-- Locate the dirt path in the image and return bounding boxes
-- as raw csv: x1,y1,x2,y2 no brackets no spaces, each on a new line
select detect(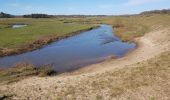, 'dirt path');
0,28,170,100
